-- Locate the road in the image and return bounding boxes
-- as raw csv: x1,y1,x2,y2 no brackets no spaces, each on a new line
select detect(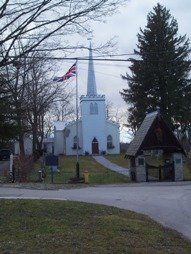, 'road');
0,181,191,241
